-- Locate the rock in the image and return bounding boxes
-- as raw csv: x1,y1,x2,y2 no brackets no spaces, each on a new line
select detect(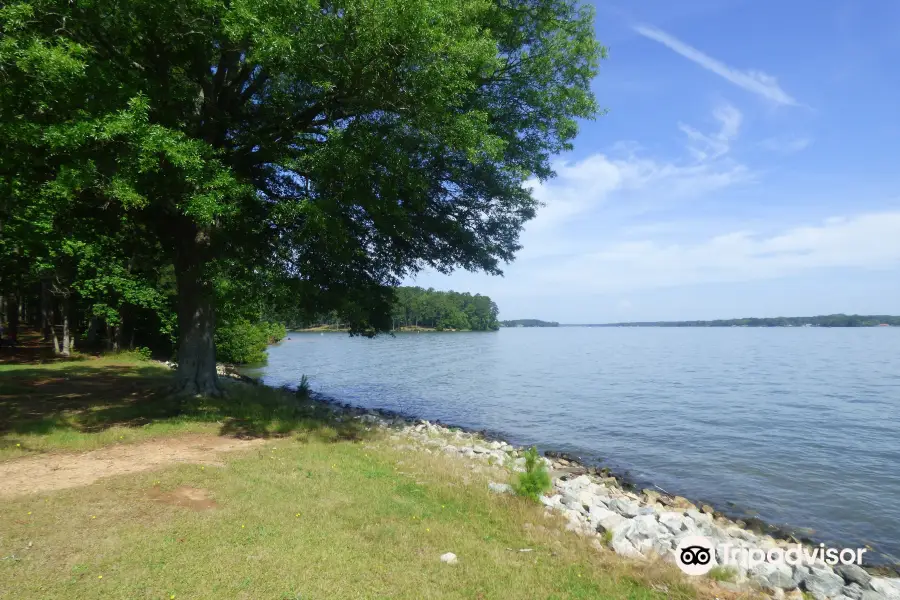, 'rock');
750,561,797,590
671,496,697,510
842,583,864,600
803,566,845,600
835,564,872,588
609,498,641,518
440,552,458,565
593,510,626,534
488,441,503,450
870,579,900,600
472,445,489,454
785,590,805,600
488,482,513,495
658,512,691,534
539,495,560,509
643,489,661,503
700,504,715,514
772,588,786,600
861,592,889,600
611,534,643,558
